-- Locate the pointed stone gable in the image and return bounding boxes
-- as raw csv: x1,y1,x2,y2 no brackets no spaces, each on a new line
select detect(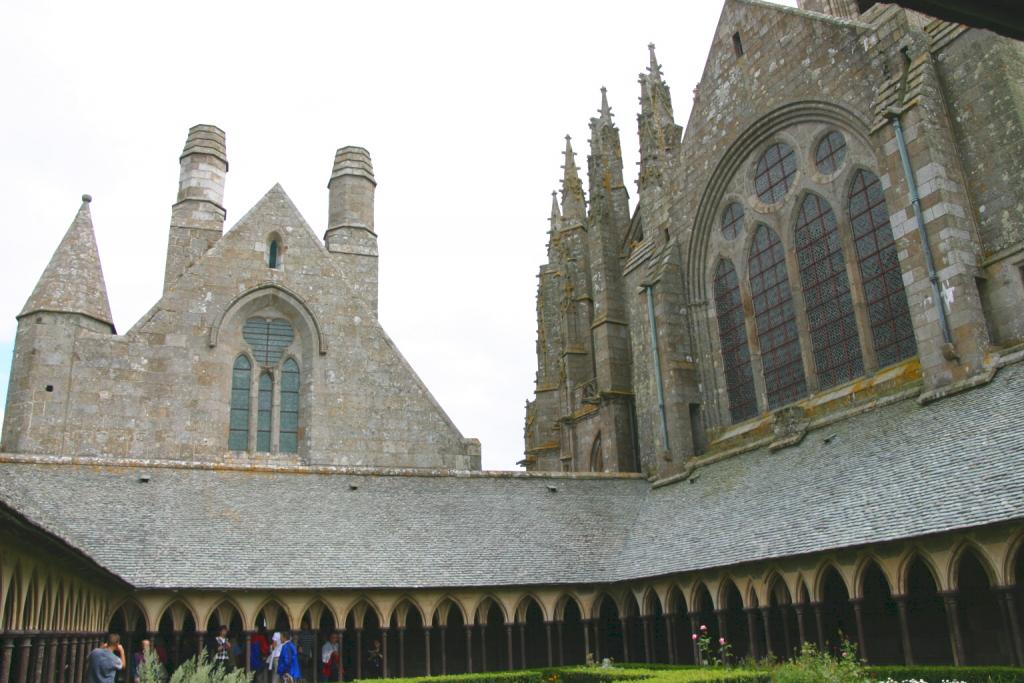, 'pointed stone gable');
21,196,114,328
